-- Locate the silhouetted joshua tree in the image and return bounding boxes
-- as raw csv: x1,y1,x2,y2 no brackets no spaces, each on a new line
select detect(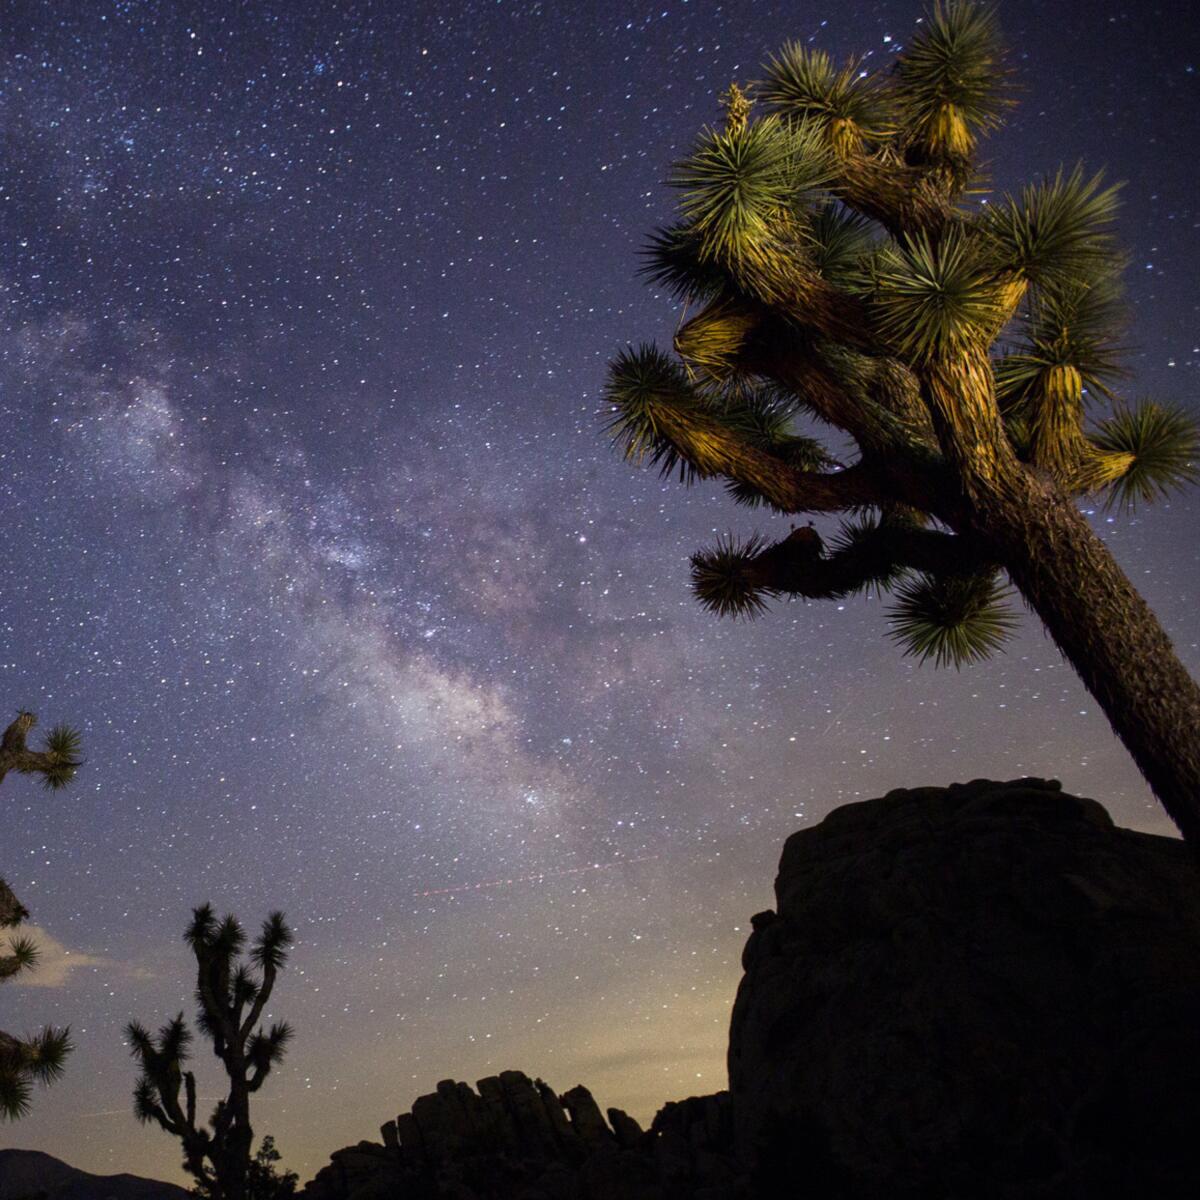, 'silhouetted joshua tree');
128,907,294,1200
0,711,80,1119
0,880,72,1120
602,1,1200,843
